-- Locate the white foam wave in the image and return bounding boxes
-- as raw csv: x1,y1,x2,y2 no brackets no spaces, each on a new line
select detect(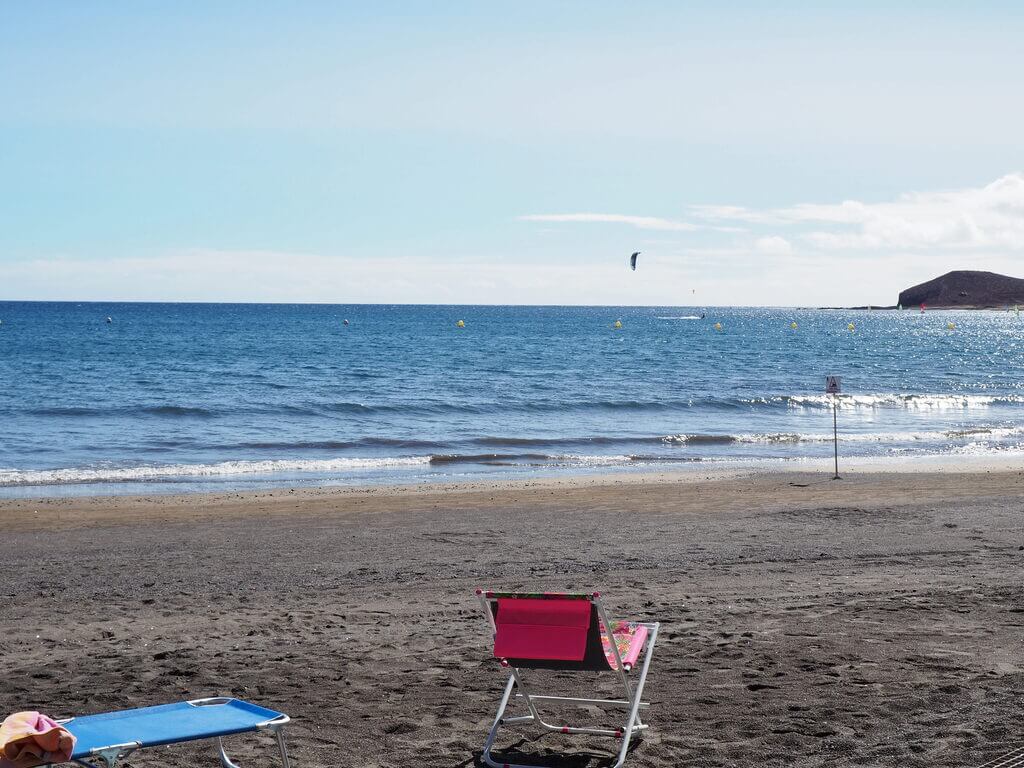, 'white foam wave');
8,423,1024,489
551,454,634,466
774,394,1024,410
951,442,1024,456
664,426,1024,445
0,456,431,487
